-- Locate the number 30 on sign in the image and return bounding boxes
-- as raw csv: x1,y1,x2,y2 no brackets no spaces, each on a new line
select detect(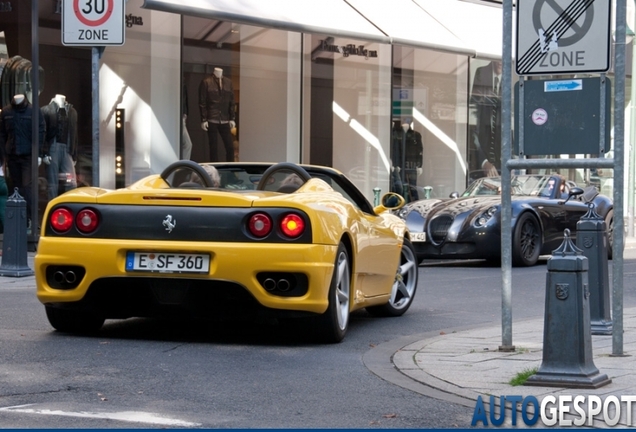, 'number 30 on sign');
62,0,125,46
